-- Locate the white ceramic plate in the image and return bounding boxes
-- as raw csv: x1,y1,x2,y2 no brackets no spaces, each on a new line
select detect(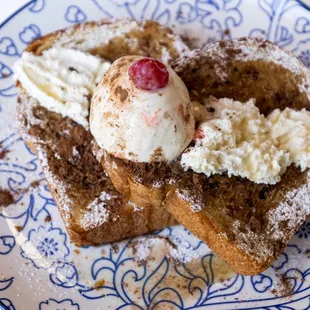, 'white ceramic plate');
0,0,310,309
